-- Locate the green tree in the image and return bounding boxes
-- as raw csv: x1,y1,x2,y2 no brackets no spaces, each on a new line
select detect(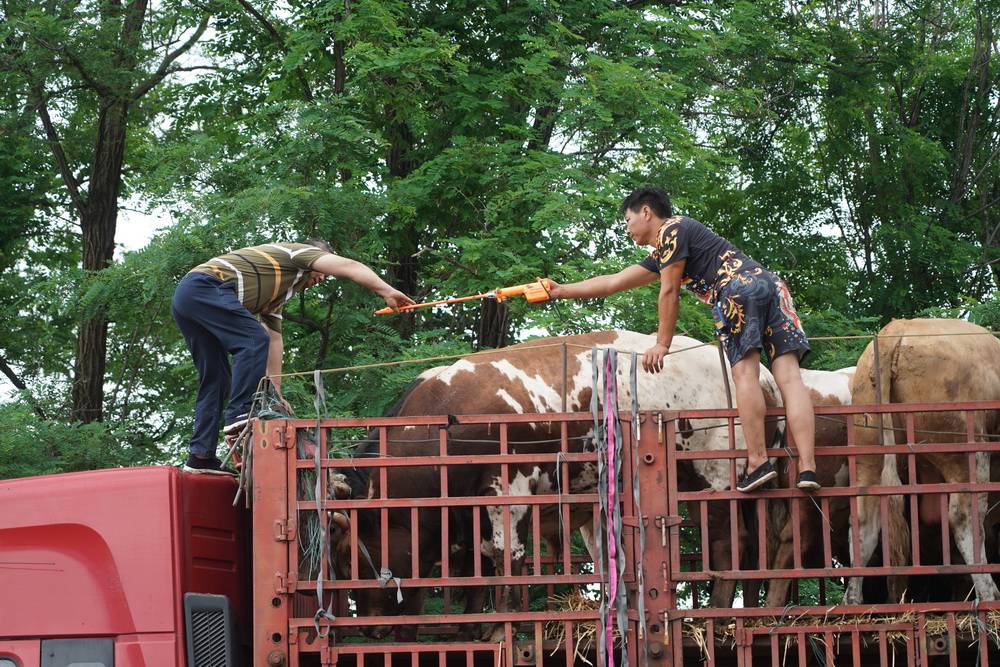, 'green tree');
2,0,211,422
